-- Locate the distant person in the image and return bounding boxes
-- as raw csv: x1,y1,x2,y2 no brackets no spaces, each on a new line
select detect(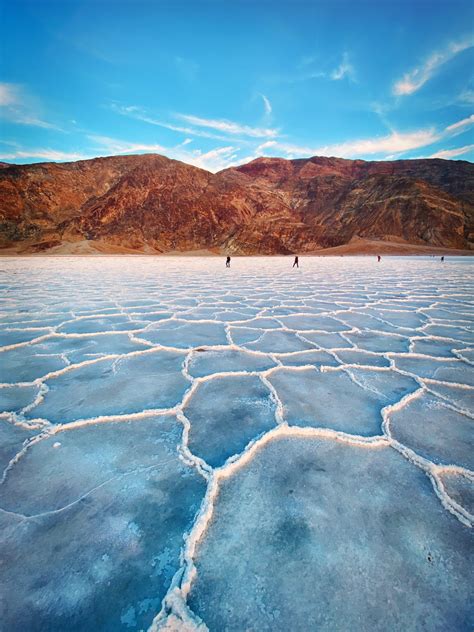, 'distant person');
441,256,444,262
377,255,381,262
226,256,231,268
293,256,299,268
